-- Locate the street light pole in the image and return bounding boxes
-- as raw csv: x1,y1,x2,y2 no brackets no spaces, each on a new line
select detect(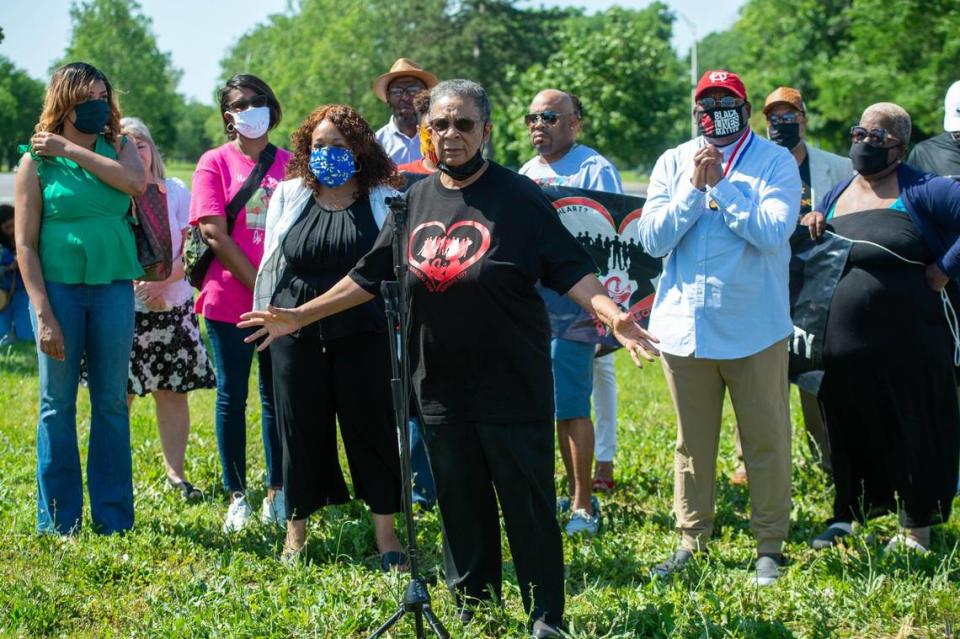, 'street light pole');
677,13,699,139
